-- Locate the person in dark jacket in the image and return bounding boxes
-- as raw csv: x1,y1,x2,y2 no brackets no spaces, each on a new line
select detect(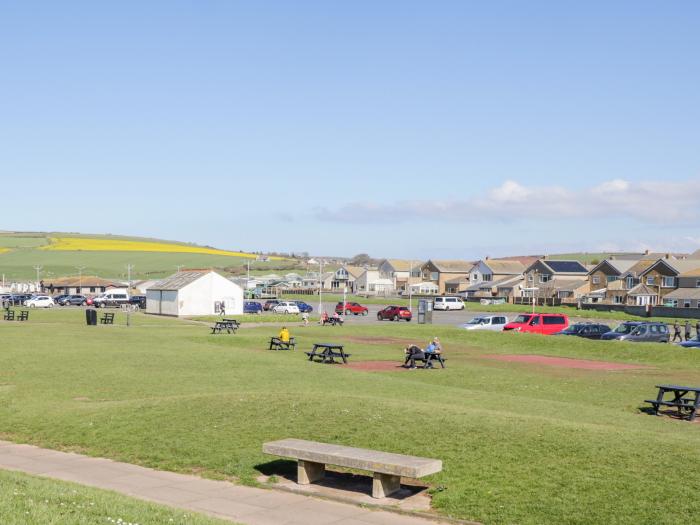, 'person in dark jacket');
404,345,425,369
672,321,682,342
685,320,693,342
